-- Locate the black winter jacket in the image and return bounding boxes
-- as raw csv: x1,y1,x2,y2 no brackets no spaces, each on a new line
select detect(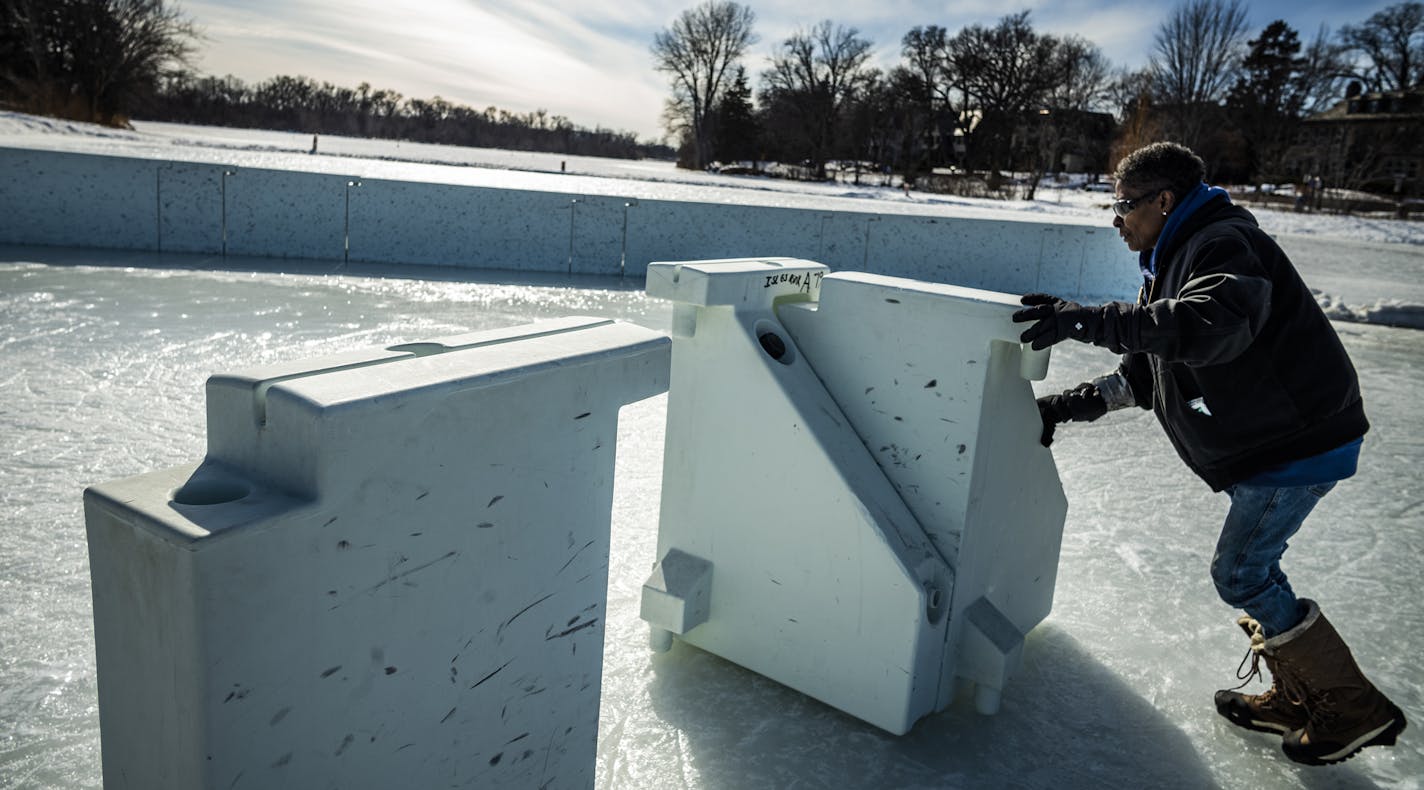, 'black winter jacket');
1097,196,1368,490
